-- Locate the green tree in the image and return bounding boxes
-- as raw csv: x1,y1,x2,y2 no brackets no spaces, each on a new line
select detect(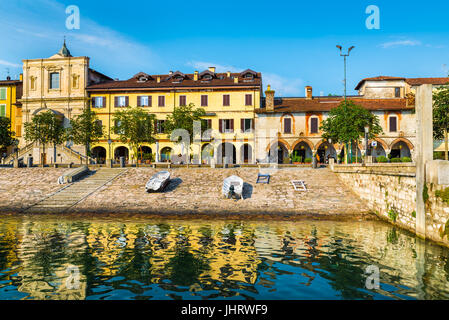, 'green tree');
0,117,14,151
320,100,383,163
66,108,104,160
433,86,449,160
24,111,65,165
164,103,207,142
112,107,156,165
164,103,206,163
